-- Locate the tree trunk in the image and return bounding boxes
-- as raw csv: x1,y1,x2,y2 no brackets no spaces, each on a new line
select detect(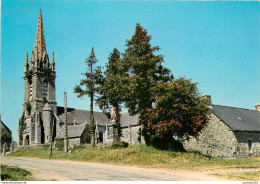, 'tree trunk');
90,93,95,147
